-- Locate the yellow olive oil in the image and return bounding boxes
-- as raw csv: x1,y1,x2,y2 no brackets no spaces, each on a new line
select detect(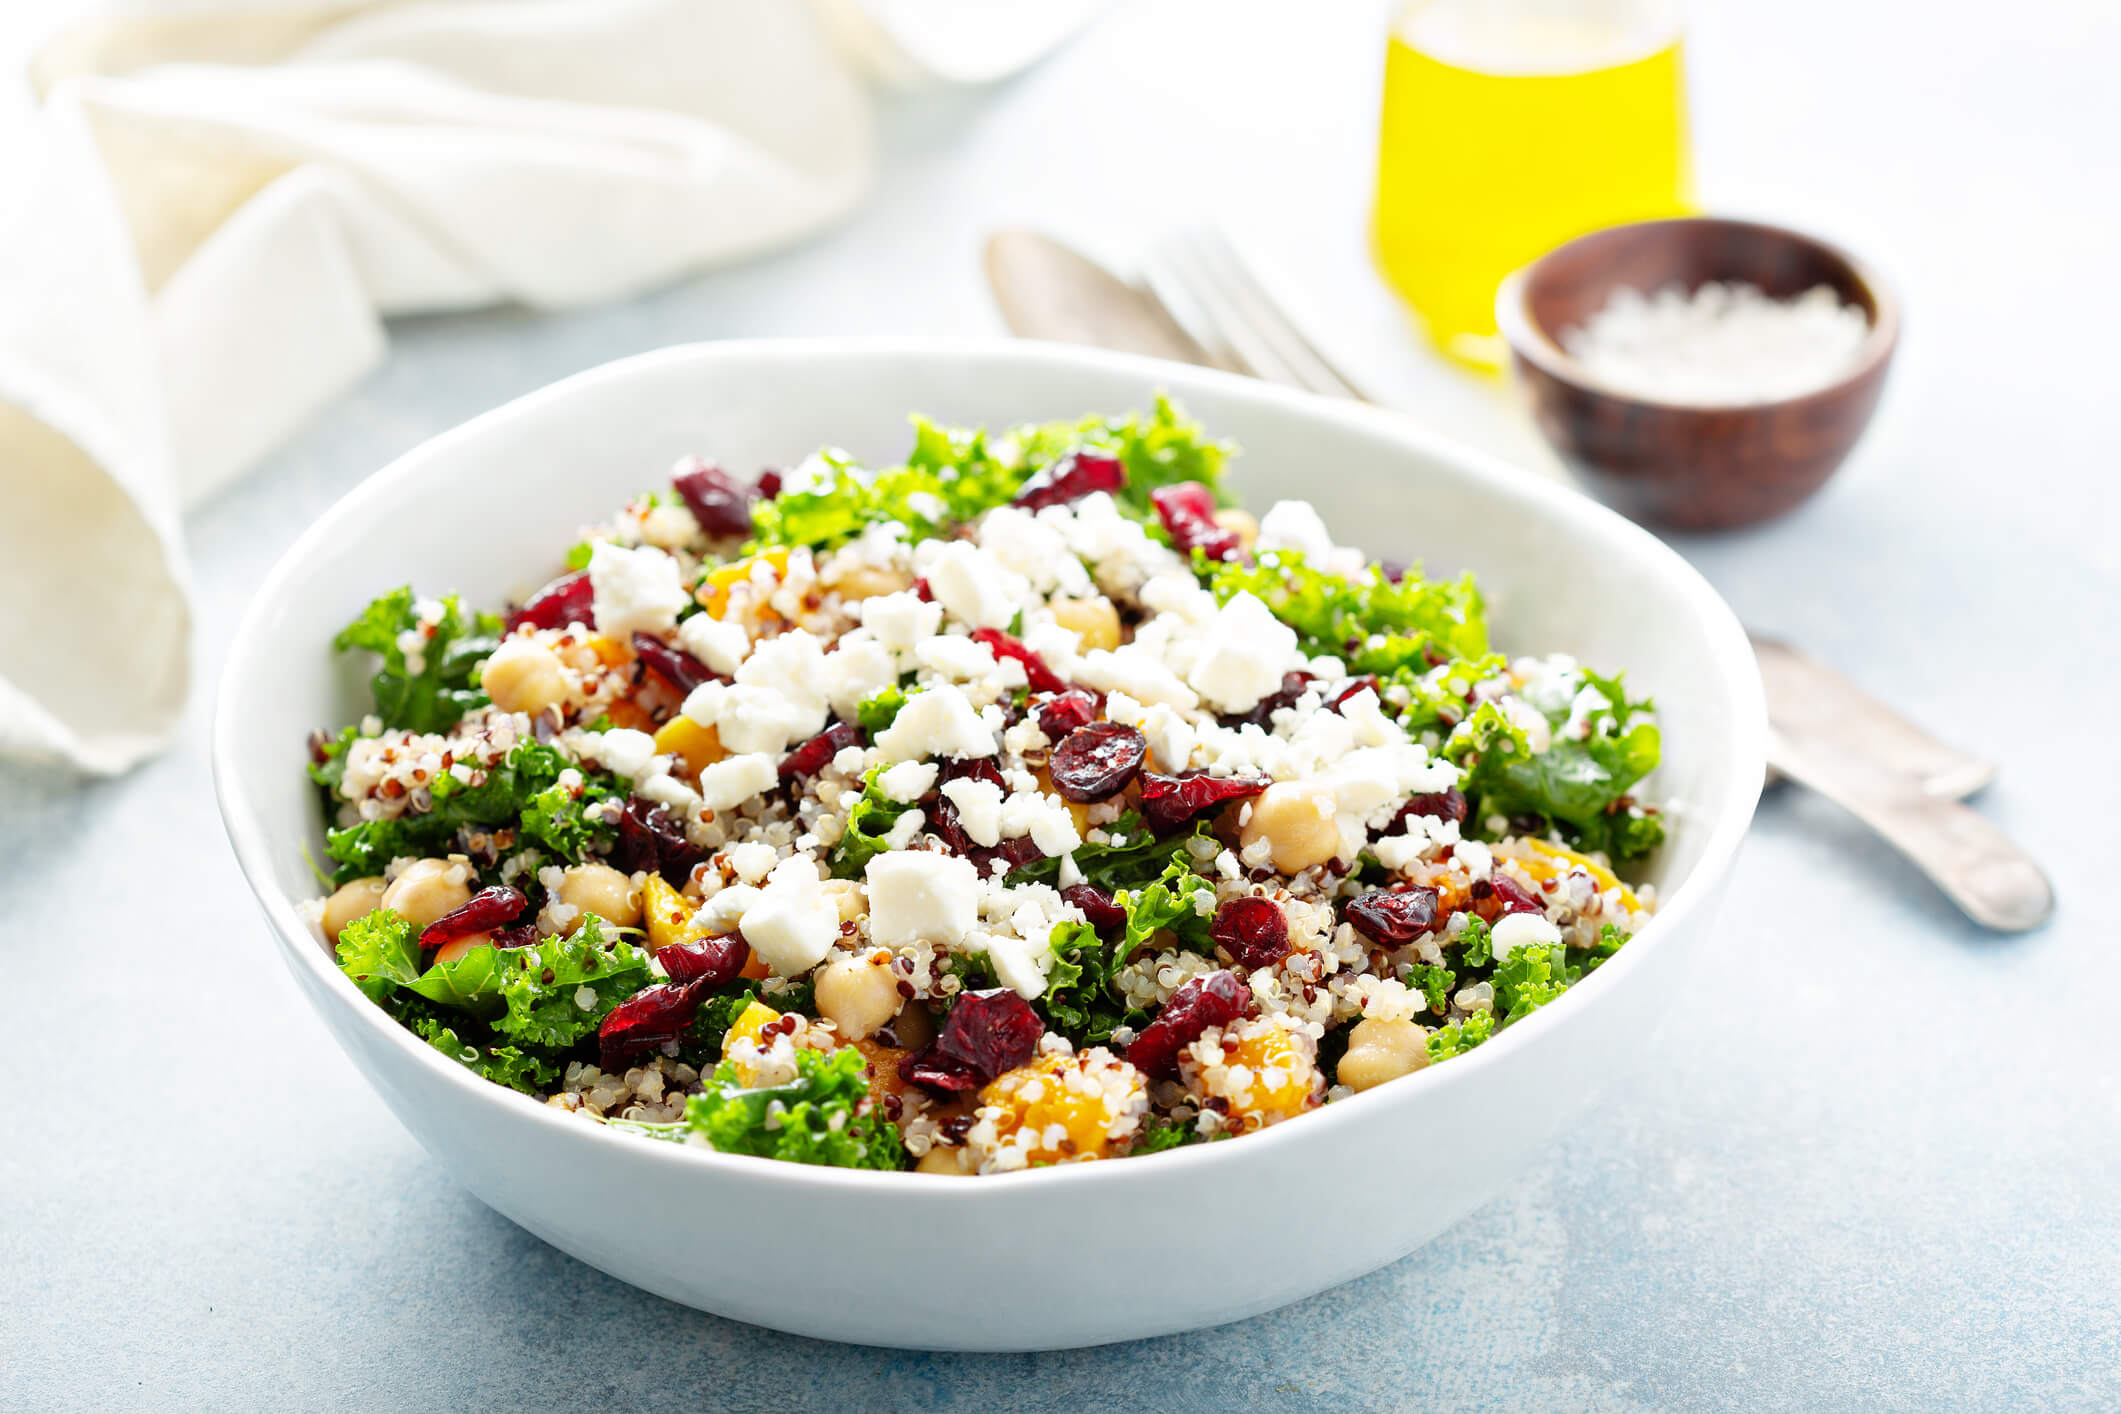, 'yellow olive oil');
1373,1,1693,368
